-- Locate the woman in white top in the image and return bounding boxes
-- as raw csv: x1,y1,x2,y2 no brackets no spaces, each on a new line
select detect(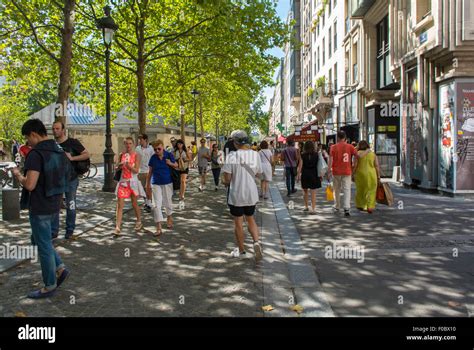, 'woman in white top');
258,140,273,199
222,130,263,261
174,139,191,201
